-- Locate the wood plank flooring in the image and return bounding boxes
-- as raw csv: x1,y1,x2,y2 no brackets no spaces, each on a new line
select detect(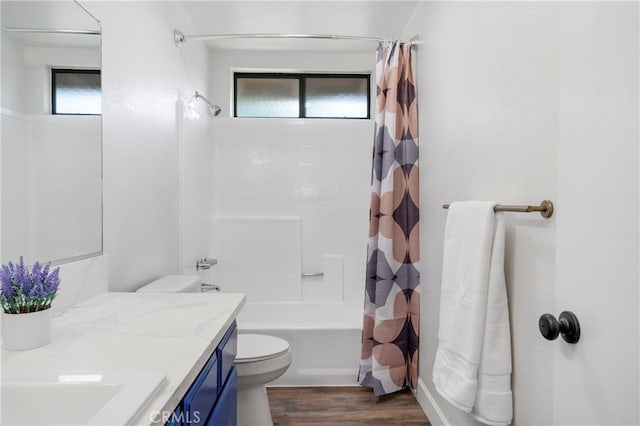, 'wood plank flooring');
267,386,430,425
